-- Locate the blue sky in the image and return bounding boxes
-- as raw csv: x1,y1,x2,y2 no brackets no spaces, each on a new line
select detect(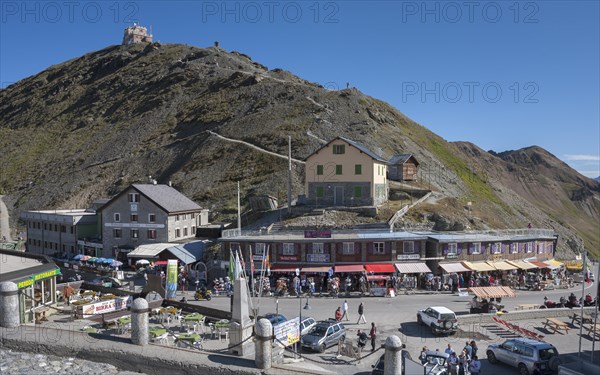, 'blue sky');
1,1,599,177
